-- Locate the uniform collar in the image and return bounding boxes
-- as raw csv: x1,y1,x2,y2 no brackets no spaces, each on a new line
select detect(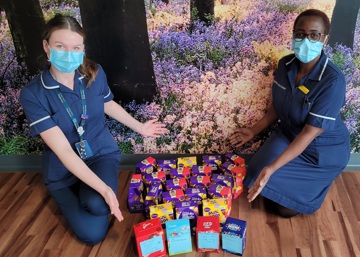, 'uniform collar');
285,51,329,82
40,68,85,91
